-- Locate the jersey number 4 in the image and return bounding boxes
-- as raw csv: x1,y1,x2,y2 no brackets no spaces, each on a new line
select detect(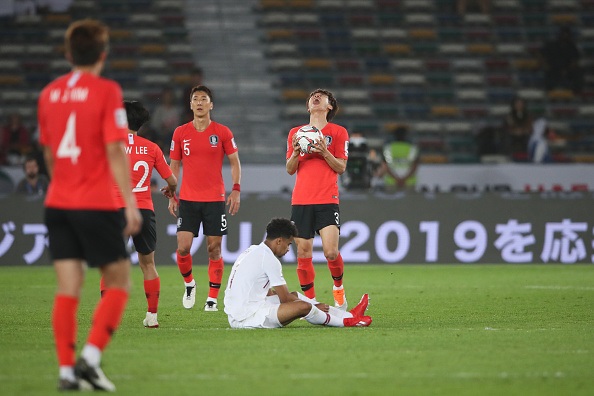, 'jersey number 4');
57,112,81,164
